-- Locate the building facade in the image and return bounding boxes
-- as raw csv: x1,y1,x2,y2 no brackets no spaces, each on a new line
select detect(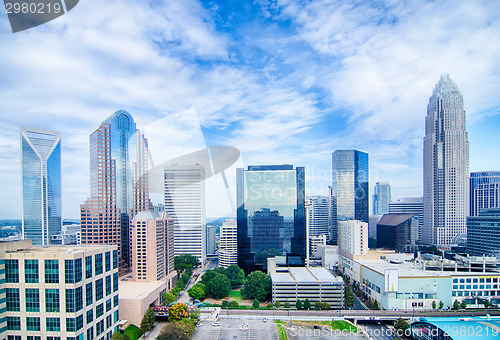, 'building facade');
338,220,368,258
80,110,151,271
373,182,391,215
0,240,119,340
219,219,237,268
423,75,469,246
206,225,216,256
130,211,175,282
237,165,306,273
306,196,330,240
467,208,500,258
21,127,62,246
376,213,419,251
389,197,423,243
470,172,500,217
331,150,369,245
164,165,206,264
